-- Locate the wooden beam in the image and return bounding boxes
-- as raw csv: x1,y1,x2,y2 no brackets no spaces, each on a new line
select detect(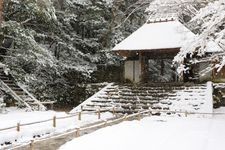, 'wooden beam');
114,48,180,58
